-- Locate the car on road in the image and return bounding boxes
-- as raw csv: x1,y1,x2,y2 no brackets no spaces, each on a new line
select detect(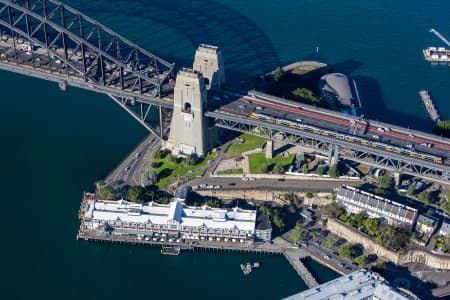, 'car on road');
338,262,345,268
228,182,236,186
125,166,130,172
323,255,331,260
241,177,249,181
